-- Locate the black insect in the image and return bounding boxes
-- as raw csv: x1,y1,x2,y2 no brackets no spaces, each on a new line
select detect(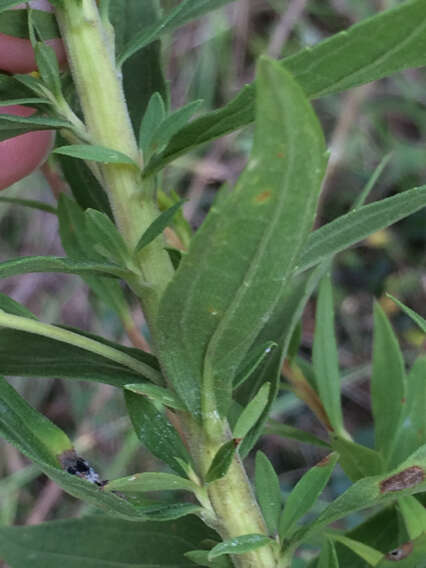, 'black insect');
60,450,107,487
